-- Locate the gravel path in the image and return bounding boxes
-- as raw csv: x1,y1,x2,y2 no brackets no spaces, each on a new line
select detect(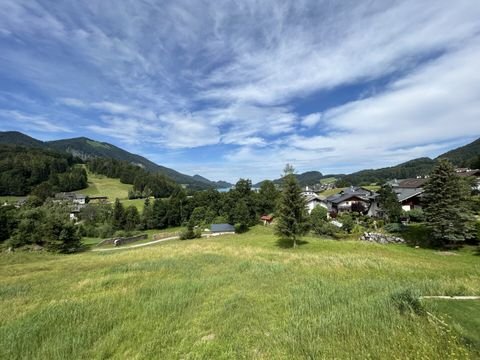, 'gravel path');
91,236,179,252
